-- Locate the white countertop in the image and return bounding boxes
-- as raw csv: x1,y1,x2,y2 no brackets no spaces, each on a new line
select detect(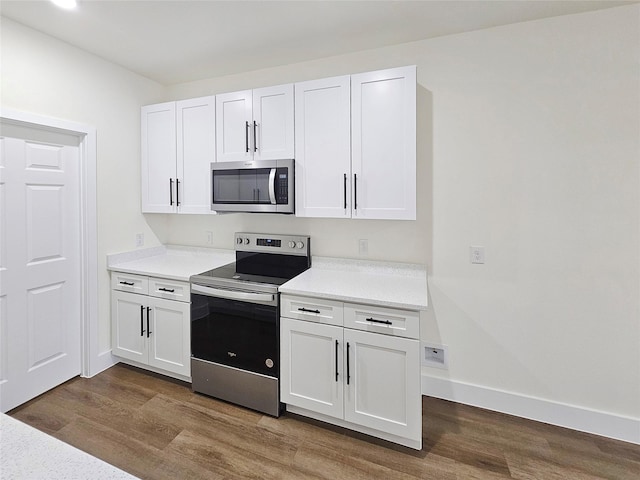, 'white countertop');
0,413,137,479
279,257,428,311
107,245,235,281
